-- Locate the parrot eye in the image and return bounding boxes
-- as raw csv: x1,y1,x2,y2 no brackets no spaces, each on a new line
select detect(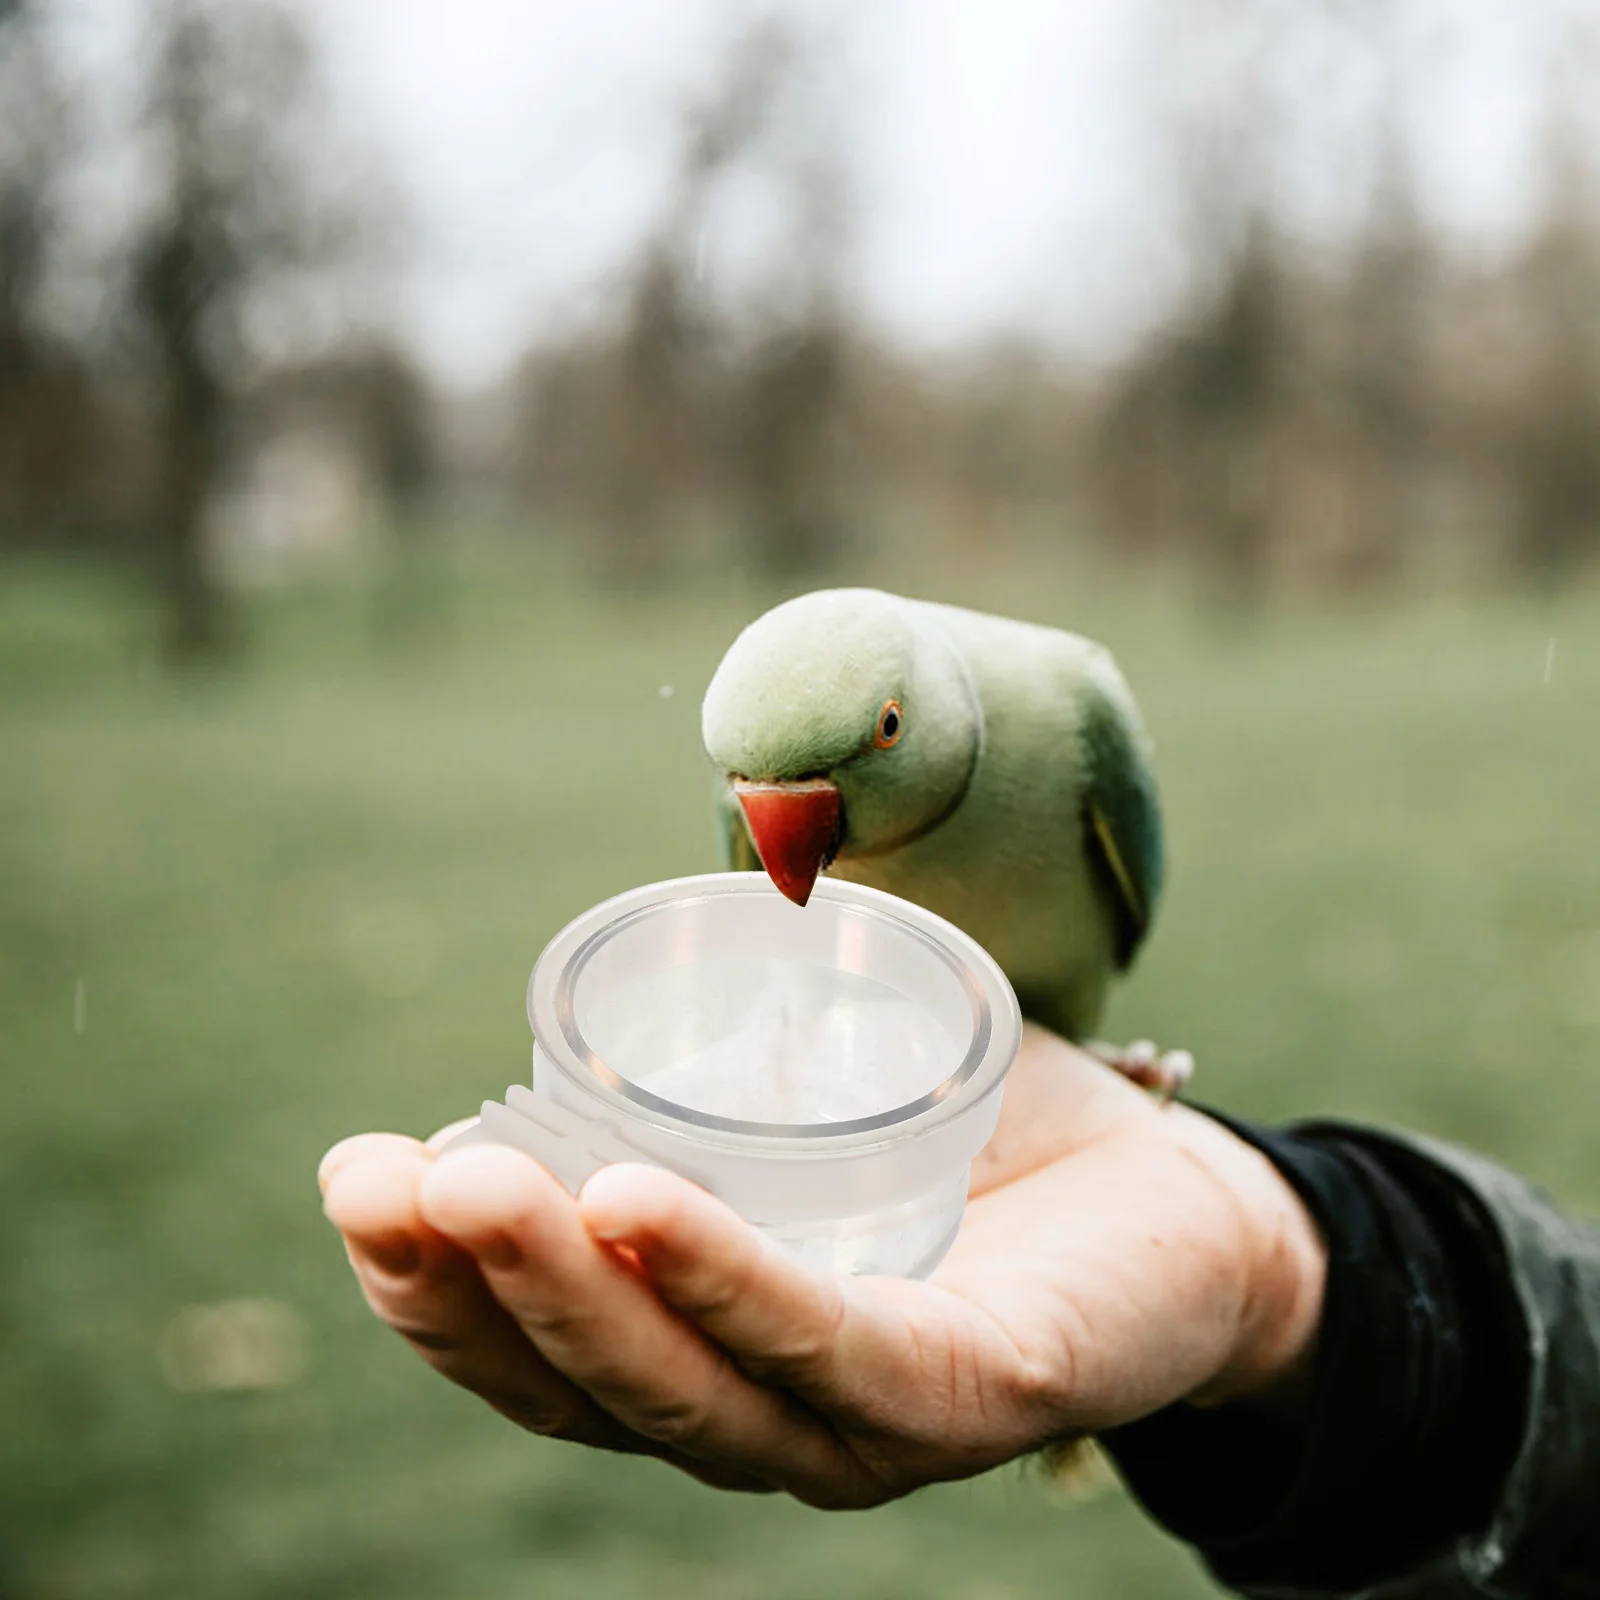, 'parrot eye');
874,700,903,749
